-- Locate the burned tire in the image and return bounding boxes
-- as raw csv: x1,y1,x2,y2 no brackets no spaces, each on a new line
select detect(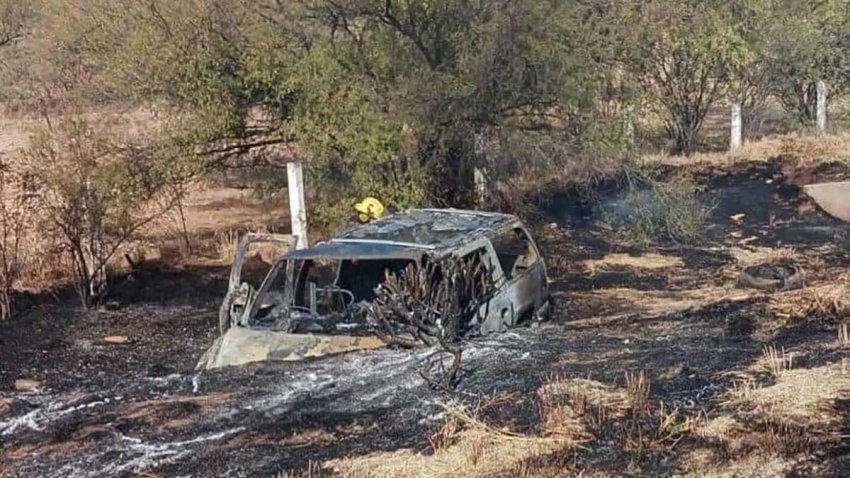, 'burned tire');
737,263,803,291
